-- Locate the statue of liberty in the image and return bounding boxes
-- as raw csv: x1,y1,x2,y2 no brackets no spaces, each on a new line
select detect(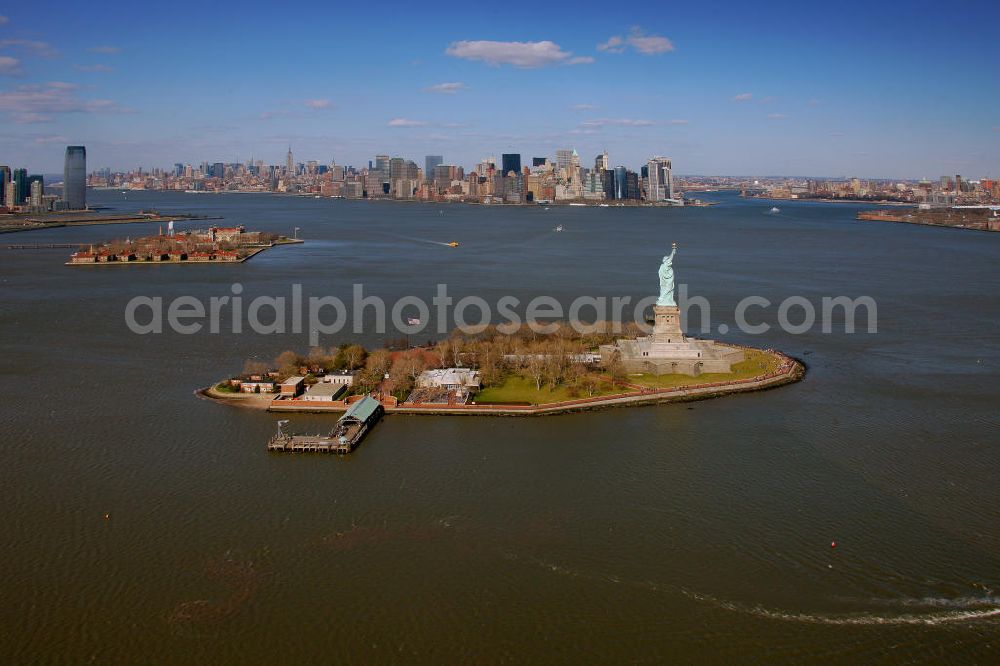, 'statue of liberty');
656,242,678,306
